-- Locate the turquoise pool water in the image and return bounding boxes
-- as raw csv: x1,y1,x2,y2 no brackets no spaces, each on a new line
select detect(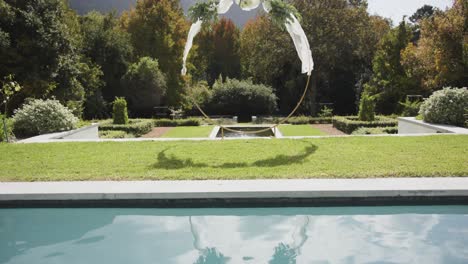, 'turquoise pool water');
1,206,468,264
